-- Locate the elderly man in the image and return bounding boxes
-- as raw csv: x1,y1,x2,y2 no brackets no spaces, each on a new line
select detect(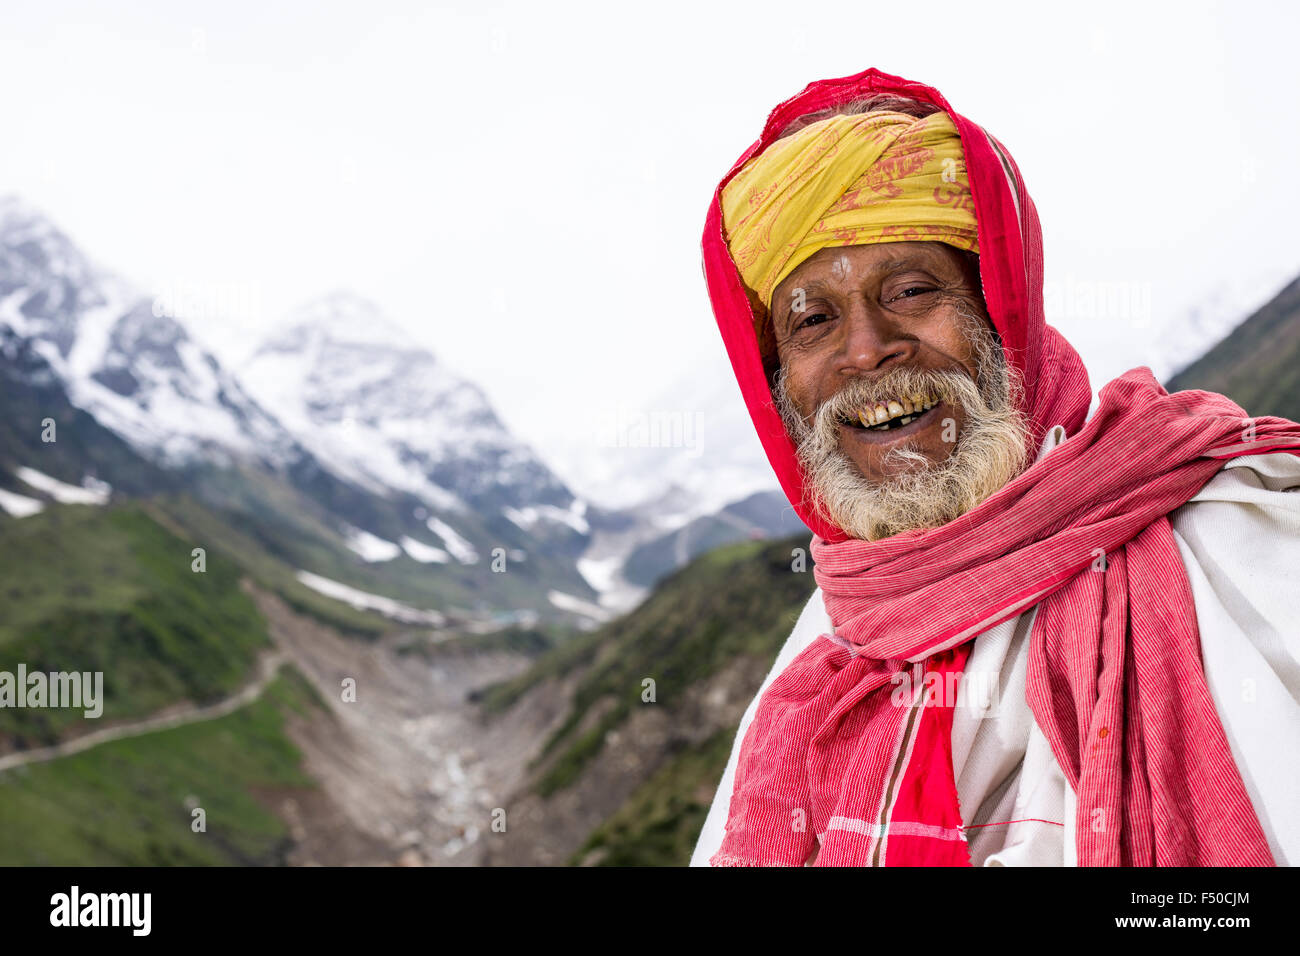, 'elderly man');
691,67,1300,867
